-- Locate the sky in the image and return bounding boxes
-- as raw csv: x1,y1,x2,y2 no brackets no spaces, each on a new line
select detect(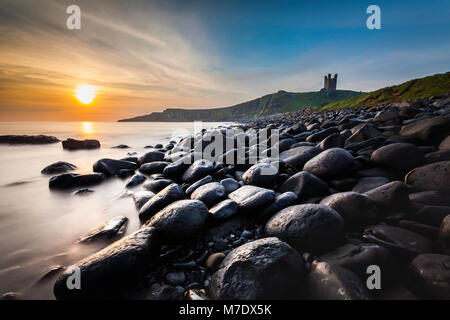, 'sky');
0,0,449,121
